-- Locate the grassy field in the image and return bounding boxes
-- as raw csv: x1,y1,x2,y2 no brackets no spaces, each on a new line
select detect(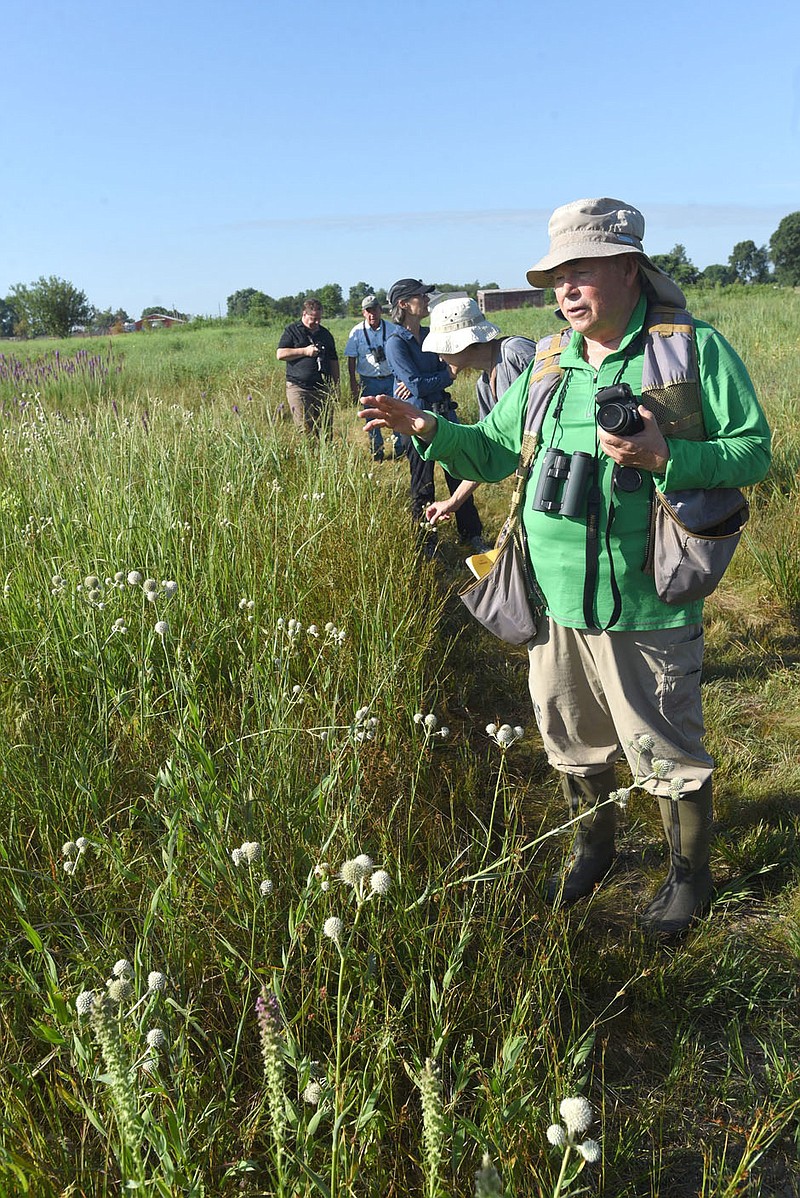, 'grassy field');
0,288,799,1197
